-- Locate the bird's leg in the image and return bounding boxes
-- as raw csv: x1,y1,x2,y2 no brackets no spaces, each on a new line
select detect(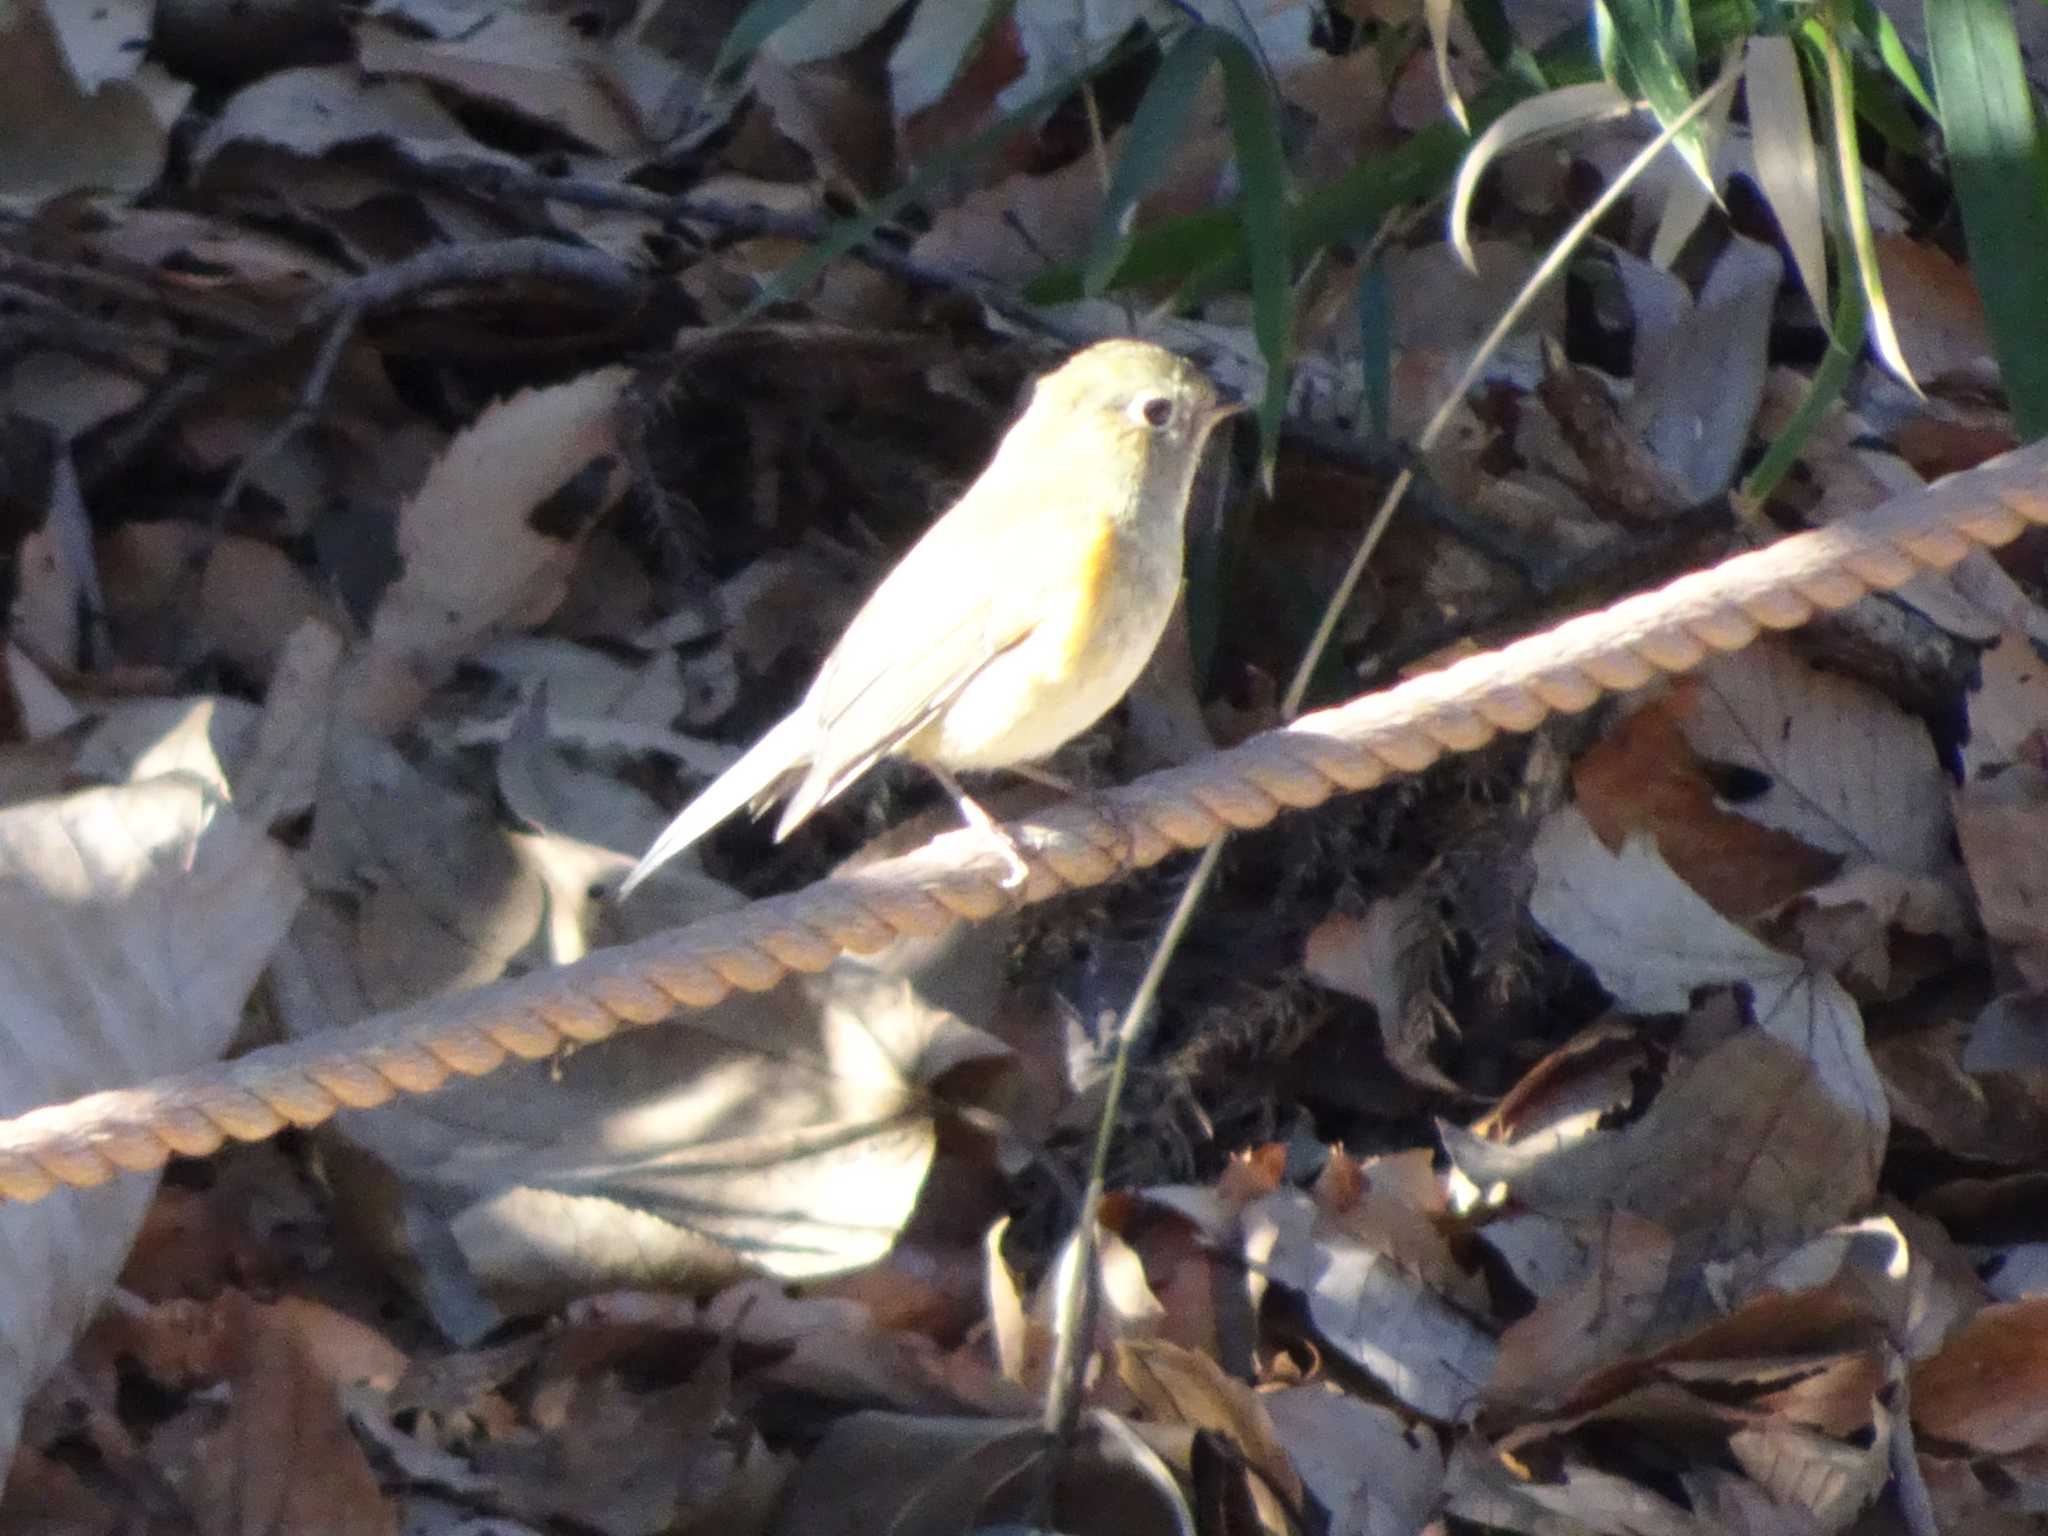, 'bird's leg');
1007,762,1079,795
927,765,1031,888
